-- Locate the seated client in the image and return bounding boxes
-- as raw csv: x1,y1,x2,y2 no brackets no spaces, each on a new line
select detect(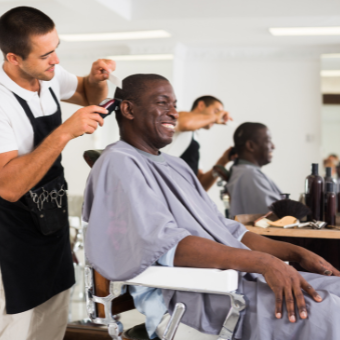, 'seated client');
83,74,340,340
227,122,282,217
